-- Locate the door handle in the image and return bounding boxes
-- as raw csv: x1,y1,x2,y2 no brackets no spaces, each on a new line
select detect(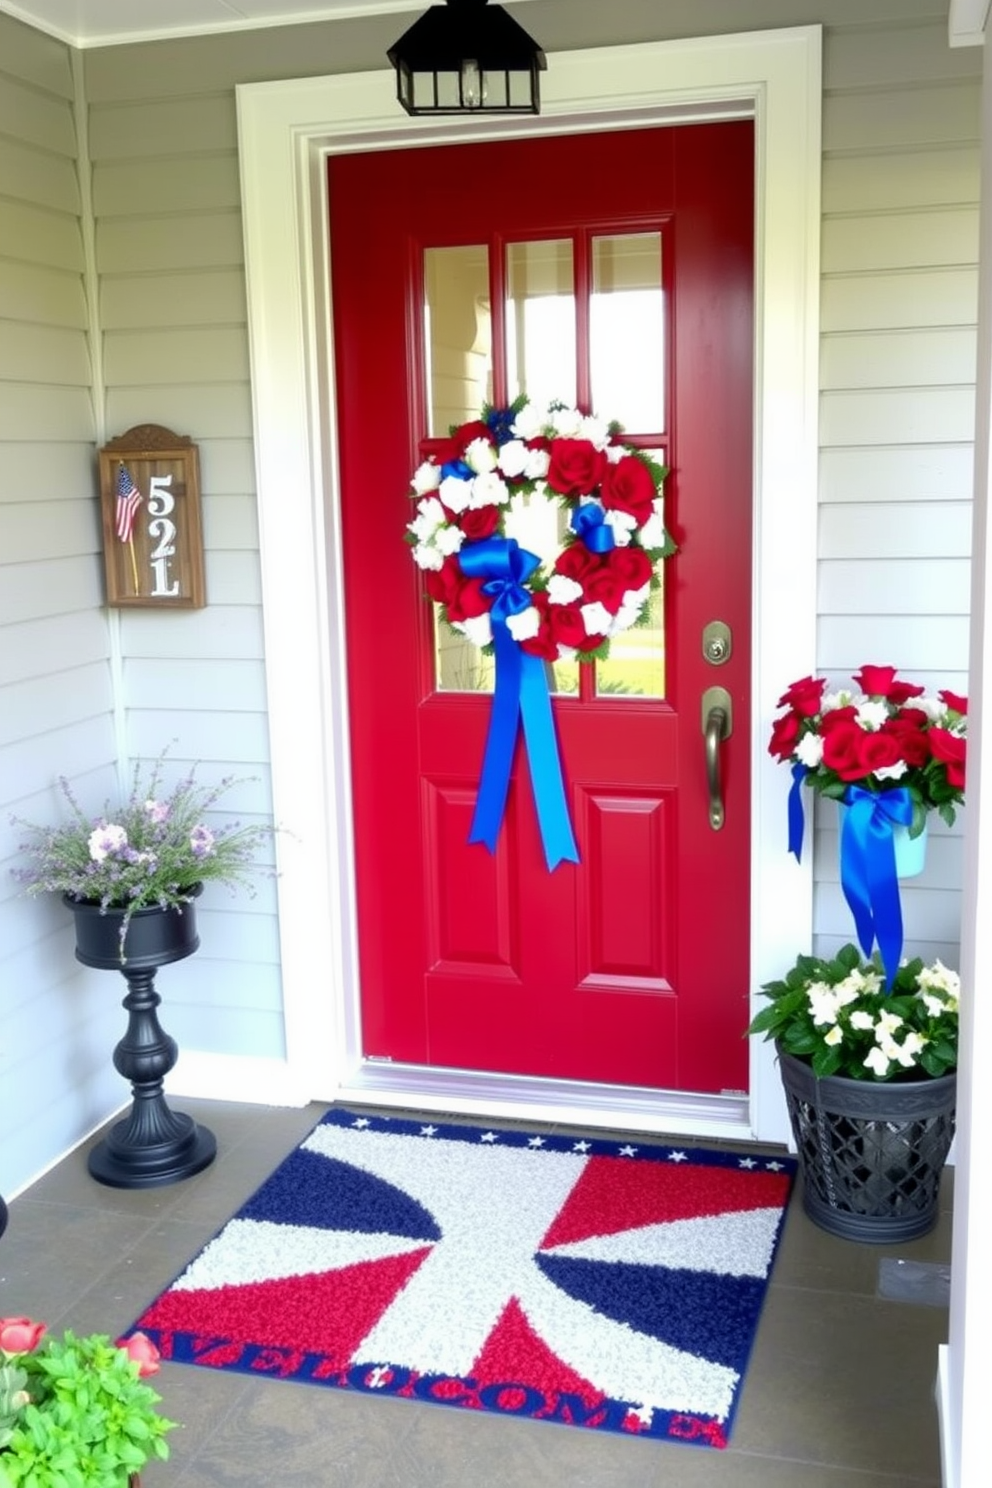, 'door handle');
701,686,733,830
